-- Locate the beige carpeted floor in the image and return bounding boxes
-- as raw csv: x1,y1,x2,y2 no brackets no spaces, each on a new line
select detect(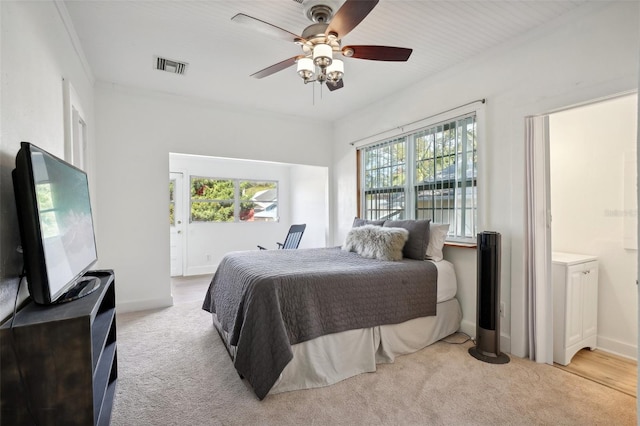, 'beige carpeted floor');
112,301,636,425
